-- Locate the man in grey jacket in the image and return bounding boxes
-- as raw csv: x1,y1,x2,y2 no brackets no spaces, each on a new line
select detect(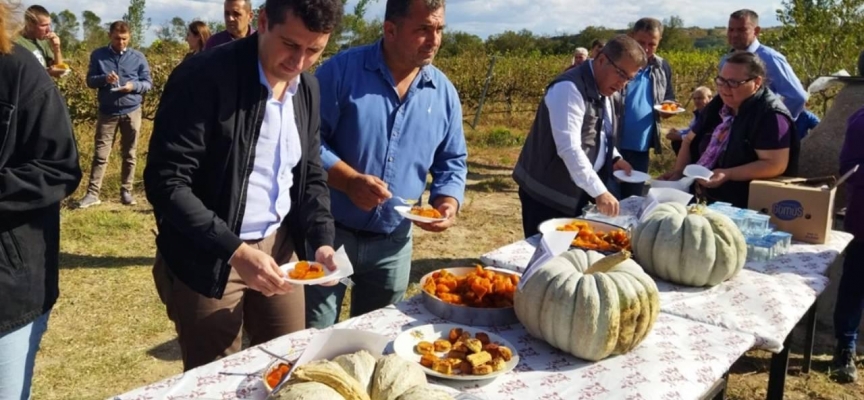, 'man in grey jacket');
616,18,676,199
79,21,152,208
513,35,643,238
